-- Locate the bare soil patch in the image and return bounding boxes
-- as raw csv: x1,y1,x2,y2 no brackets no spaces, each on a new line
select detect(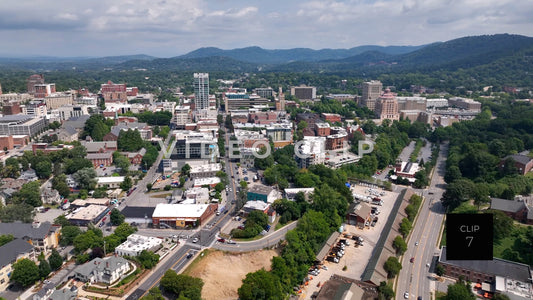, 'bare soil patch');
185,249,277,300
